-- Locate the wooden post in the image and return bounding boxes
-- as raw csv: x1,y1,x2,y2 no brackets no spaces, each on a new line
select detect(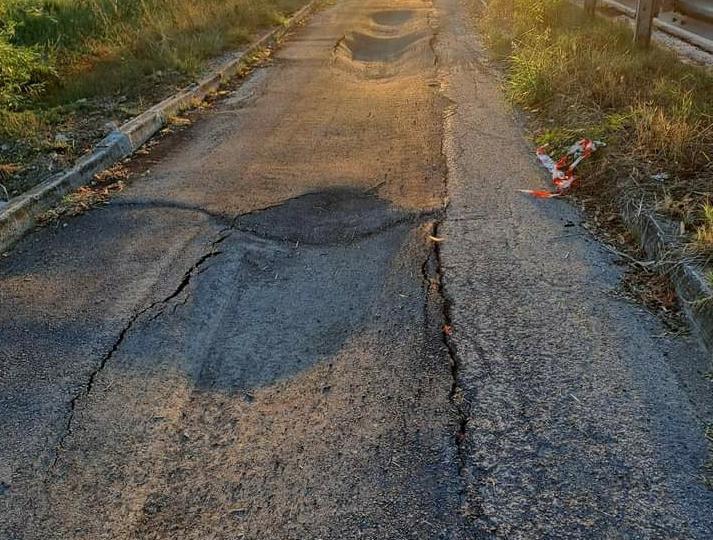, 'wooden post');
634,0,656,47
584,0,597,17
584,0,597,16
